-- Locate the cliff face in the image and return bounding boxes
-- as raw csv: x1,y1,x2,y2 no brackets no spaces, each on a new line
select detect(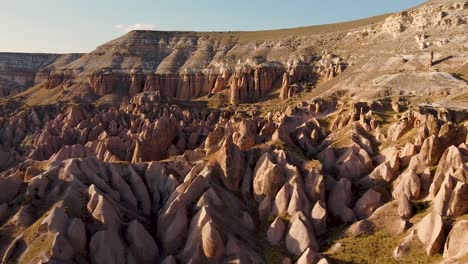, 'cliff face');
64,30,347,102
0,0,465,106
0,11,386,102
47,31,348,106
0,1,467,108
0,53,82,98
